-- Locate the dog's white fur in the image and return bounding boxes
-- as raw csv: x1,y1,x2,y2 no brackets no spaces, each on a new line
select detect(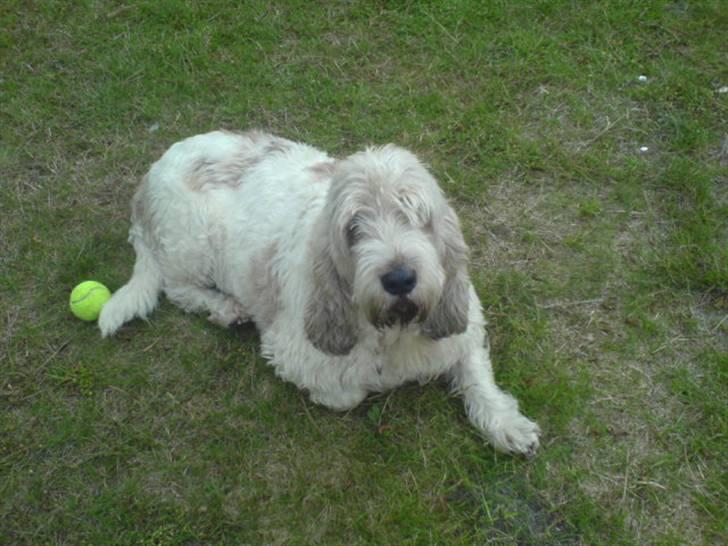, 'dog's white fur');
99,130,540,455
